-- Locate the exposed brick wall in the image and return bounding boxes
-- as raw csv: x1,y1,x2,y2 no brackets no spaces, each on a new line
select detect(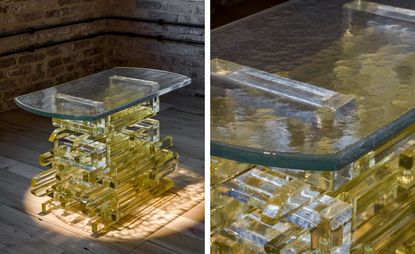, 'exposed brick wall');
106,0,205,95
0,0,109,112
0,0,204,113
107,35,204,95
109,0,204,25
0,37,109,111
0,0,108,34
